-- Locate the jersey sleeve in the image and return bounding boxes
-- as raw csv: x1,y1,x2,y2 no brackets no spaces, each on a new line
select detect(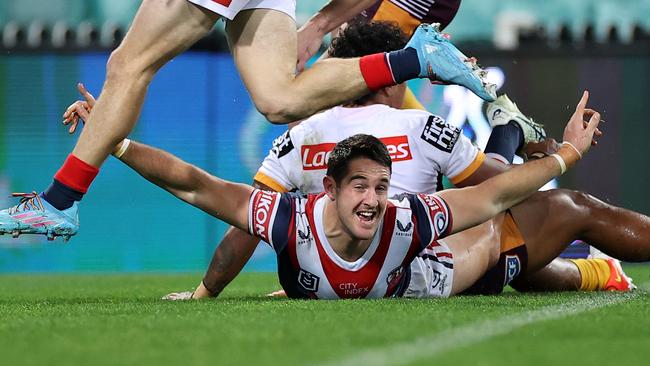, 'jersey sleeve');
417,114,484,185
407,193,454,249
247,189,294,253
254,130,297,192
446,136,485,185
